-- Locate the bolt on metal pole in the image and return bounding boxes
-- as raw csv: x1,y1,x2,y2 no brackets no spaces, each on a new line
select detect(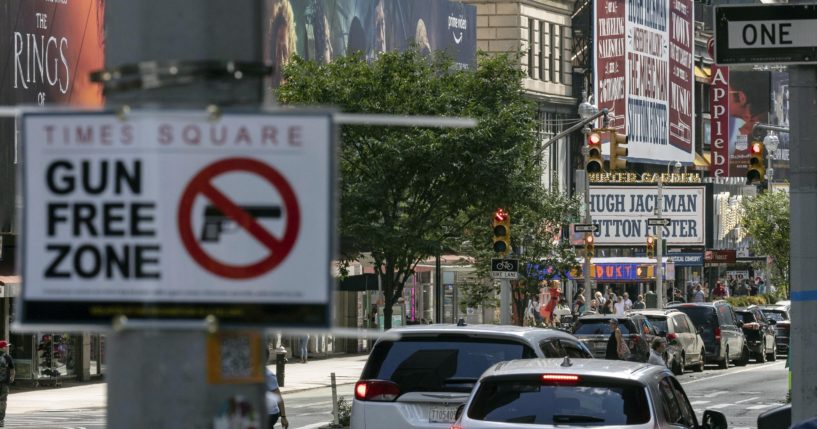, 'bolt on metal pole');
655,179,664,309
